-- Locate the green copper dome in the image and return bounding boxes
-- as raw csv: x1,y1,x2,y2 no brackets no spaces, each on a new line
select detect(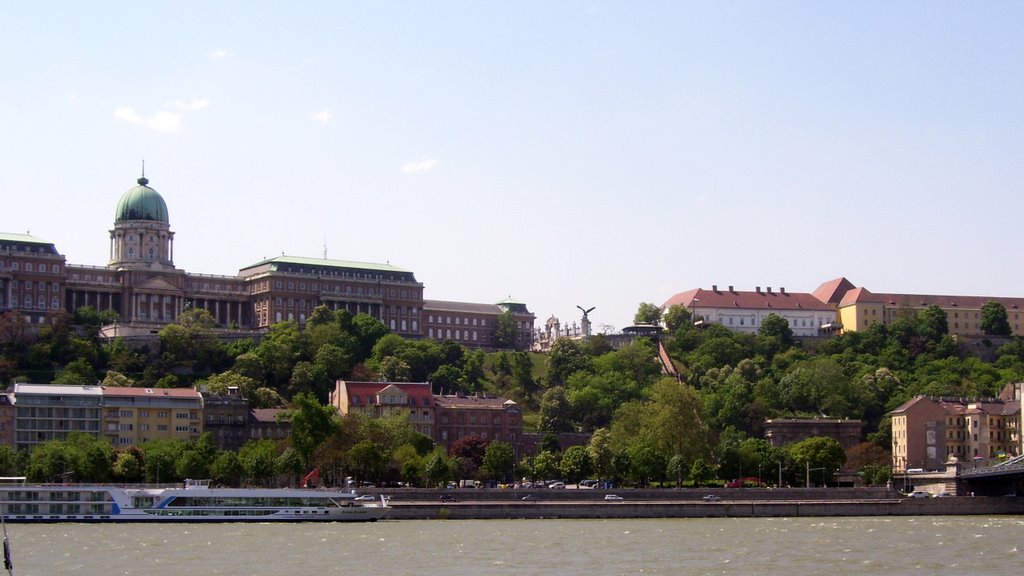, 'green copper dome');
114,176,169,224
